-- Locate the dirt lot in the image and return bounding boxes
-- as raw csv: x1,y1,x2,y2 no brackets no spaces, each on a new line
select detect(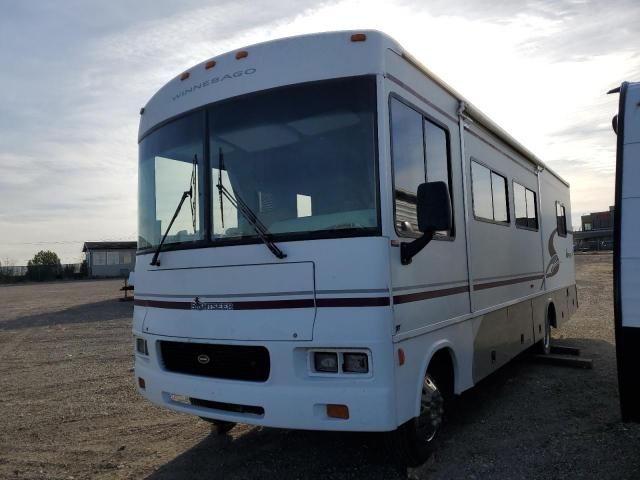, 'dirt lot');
1,255,639,479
